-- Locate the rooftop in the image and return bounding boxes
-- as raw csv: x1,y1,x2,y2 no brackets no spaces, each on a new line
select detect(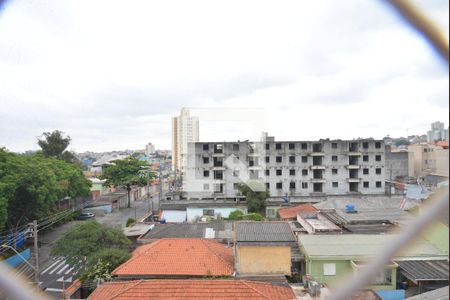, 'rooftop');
406,285,449,300
112,238,233,277
396,259,449,283
88,279,295,300
140,222,234,240
299,234,446,260
235,222,296,243
278,203,318,219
